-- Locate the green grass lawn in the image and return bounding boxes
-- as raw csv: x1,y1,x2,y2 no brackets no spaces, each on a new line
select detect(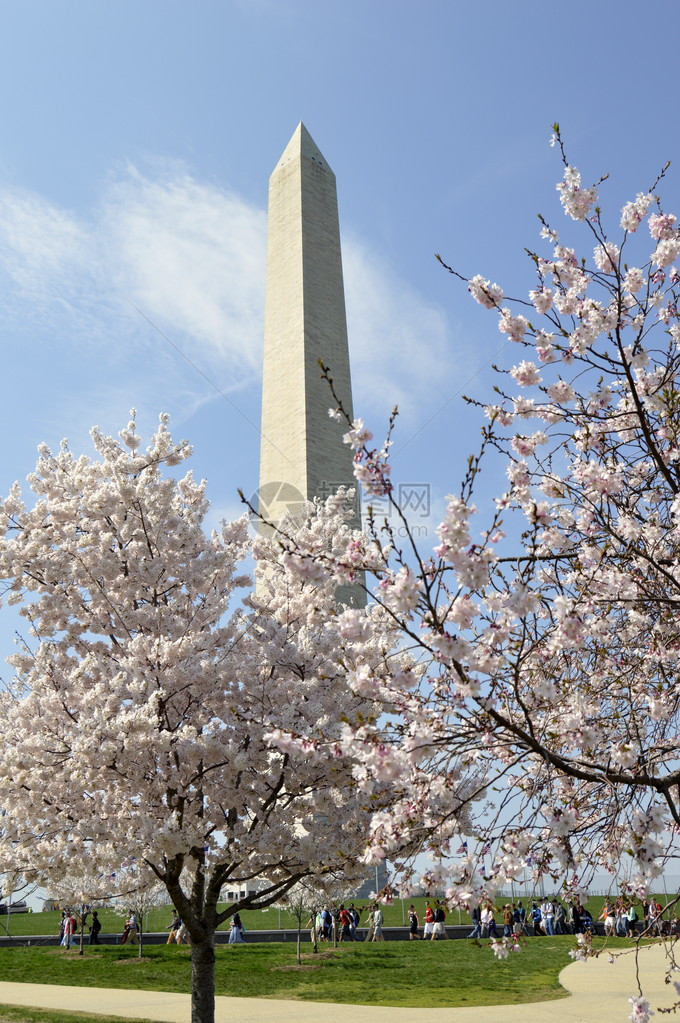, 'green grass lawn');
0,935,628,1008
0,893,661,938
0,1009,157,1023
